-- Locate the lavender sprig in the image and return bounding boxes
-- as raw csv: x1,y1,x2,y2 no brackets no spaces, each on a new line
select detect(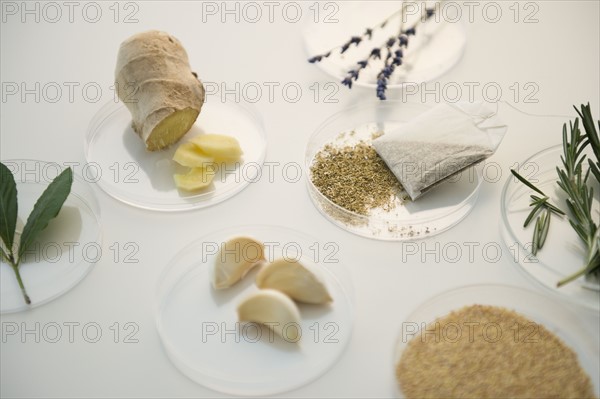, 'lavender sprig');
309,5,437,100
